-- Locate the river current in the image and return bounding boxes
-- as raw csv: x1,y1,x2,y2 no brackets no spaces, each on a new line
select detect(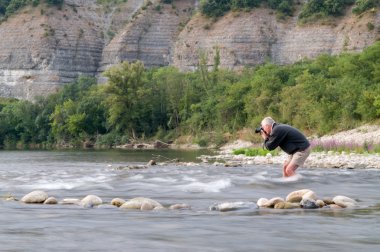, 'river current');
0,150,379,252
